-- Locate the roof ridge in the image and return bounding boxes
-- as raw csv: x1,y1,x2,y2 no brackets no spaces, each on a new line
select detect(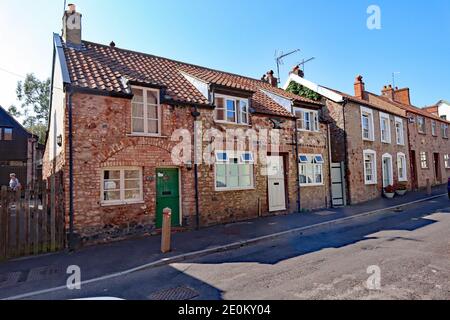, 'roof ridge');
80,39,268,85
